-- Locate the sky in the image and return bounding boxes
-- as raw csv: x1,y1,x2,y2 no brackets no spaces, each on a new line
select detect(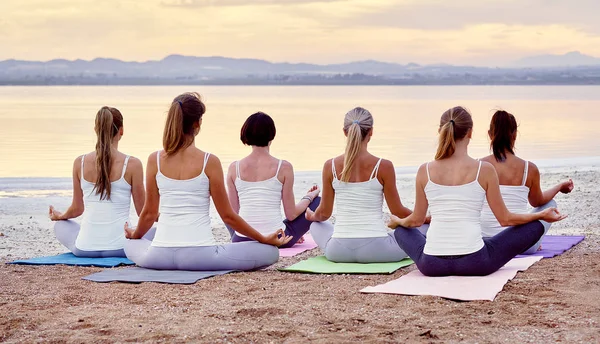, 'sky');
1,0,600,66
